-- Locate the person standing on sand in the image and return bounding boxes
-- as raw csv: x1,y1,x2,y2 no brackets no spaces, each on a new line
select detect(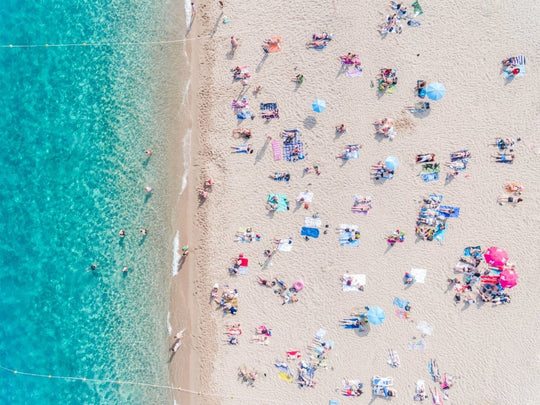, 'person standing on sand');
231,36,239,54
